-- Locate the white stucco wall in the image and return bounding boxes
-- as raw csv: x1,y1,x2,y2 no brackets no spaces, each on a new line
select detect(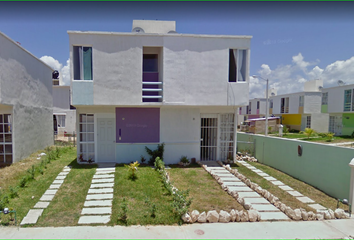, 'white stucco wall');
304,92,322,114
69,32,251,108
311,113,329,133
132,20,176,34
0,31,53,164
53,86,70,109
326,84,354,113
